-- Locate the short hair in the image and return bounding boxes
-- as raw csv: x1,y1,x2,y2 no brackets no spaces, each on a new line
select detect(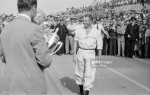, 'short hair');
84,14,93,21
17,0,37,13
